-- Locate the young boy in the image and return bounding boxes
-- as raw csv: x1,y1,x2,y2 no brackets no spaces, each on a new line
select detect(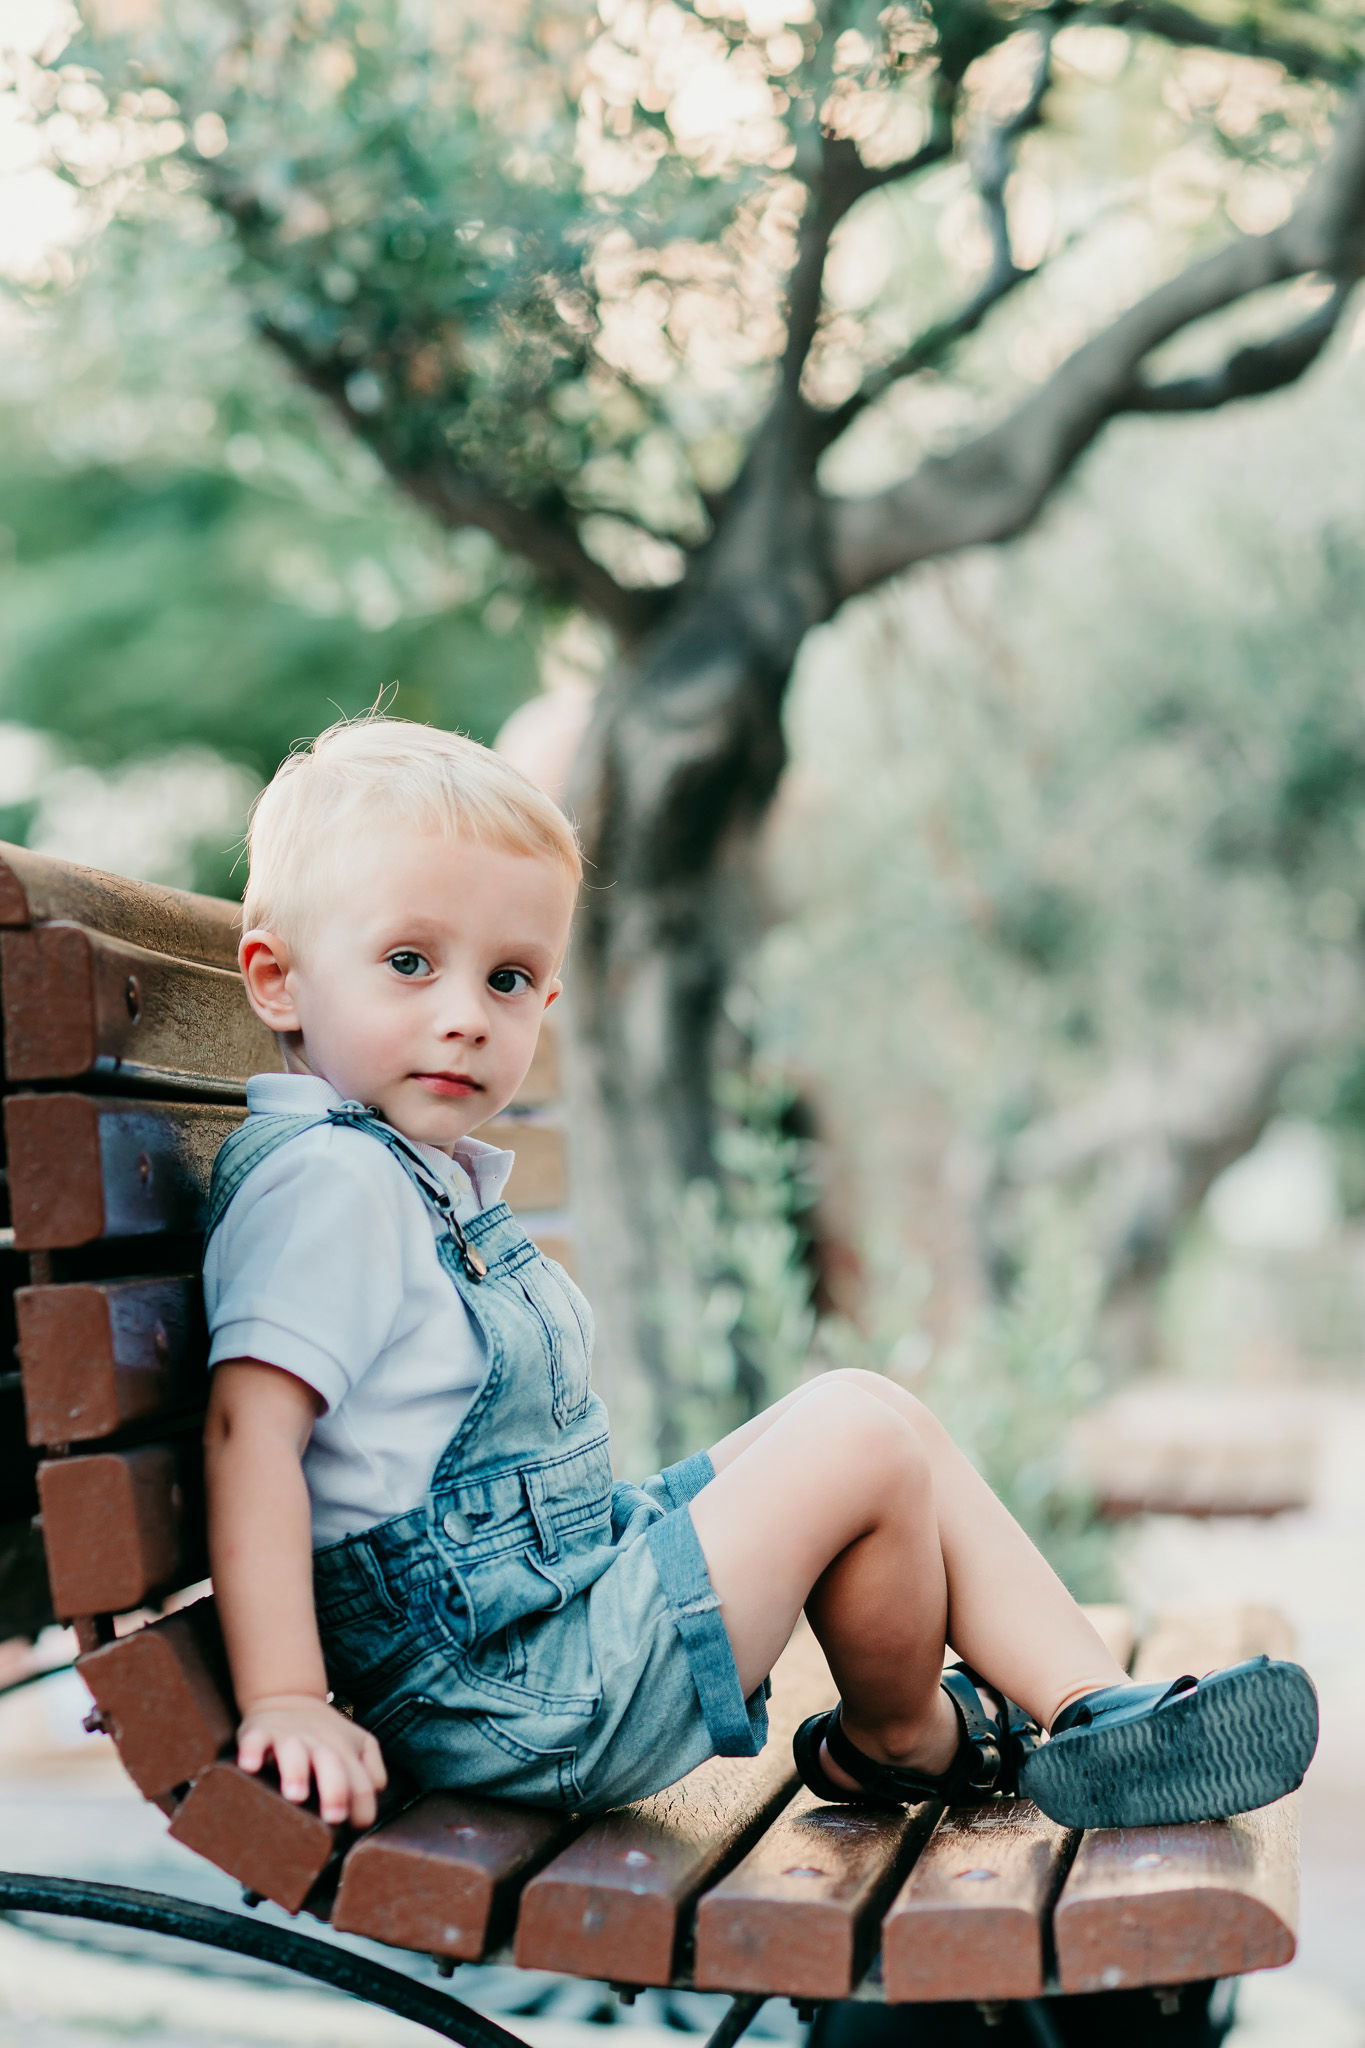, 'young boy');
204,715,1318,1830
